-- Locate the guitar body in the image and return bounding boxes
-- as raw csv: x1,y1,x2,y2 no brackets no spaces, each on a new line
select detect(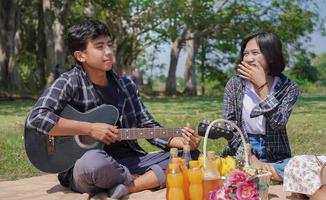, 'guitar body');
24,104,119,173
24,104,234,174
